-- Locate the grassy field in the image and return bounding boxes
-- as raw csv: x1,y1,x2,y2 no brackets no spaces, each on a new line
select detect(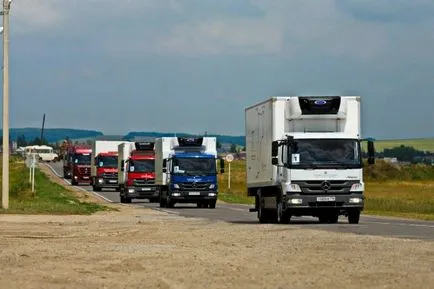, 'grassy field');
0,155,110,214
367,138,434,152
217,159,434,220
